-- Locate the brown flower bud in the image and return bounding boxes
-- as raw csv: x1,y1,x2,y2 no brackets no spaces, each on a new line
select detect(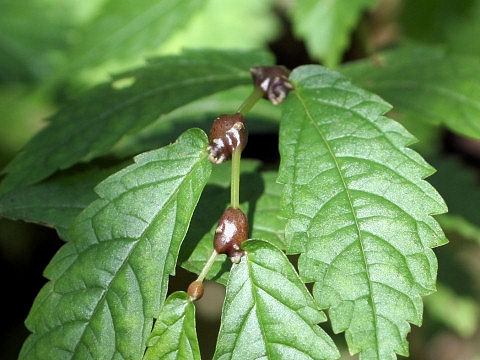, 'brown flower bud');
250,65,293,105
187,280,204,301
208,114,247,164
214,207,248,263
